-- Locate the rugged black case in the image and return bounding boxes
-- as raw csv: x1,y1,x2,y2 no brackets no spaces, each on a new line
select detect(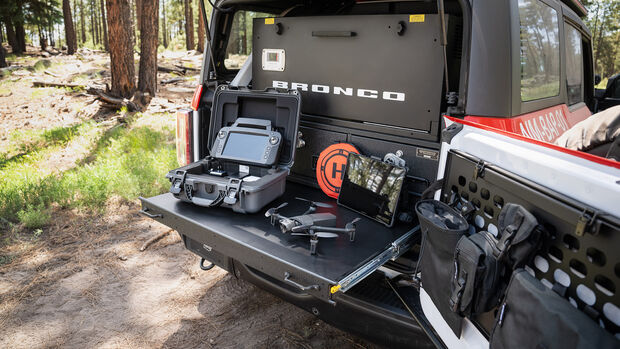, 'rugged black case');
166,86,301,213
